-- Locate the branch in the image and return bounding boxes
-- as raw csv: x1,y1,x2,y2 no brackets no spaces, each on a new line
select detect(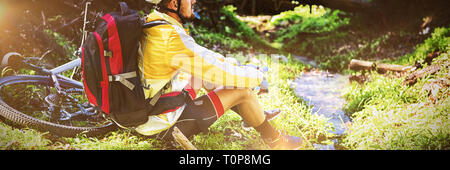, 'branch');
172,126,198,150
